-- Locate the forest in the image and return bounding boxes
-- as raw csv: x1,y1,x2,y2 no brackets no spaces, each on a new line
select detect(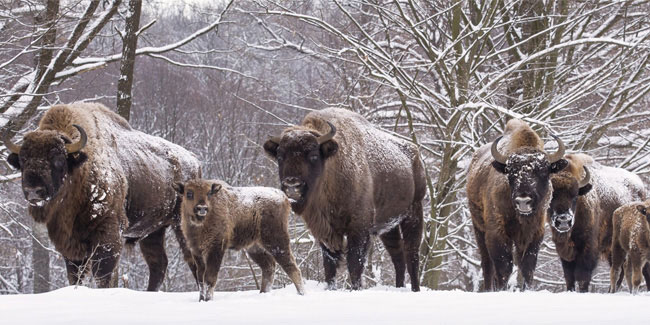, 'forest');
1,0,649,295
